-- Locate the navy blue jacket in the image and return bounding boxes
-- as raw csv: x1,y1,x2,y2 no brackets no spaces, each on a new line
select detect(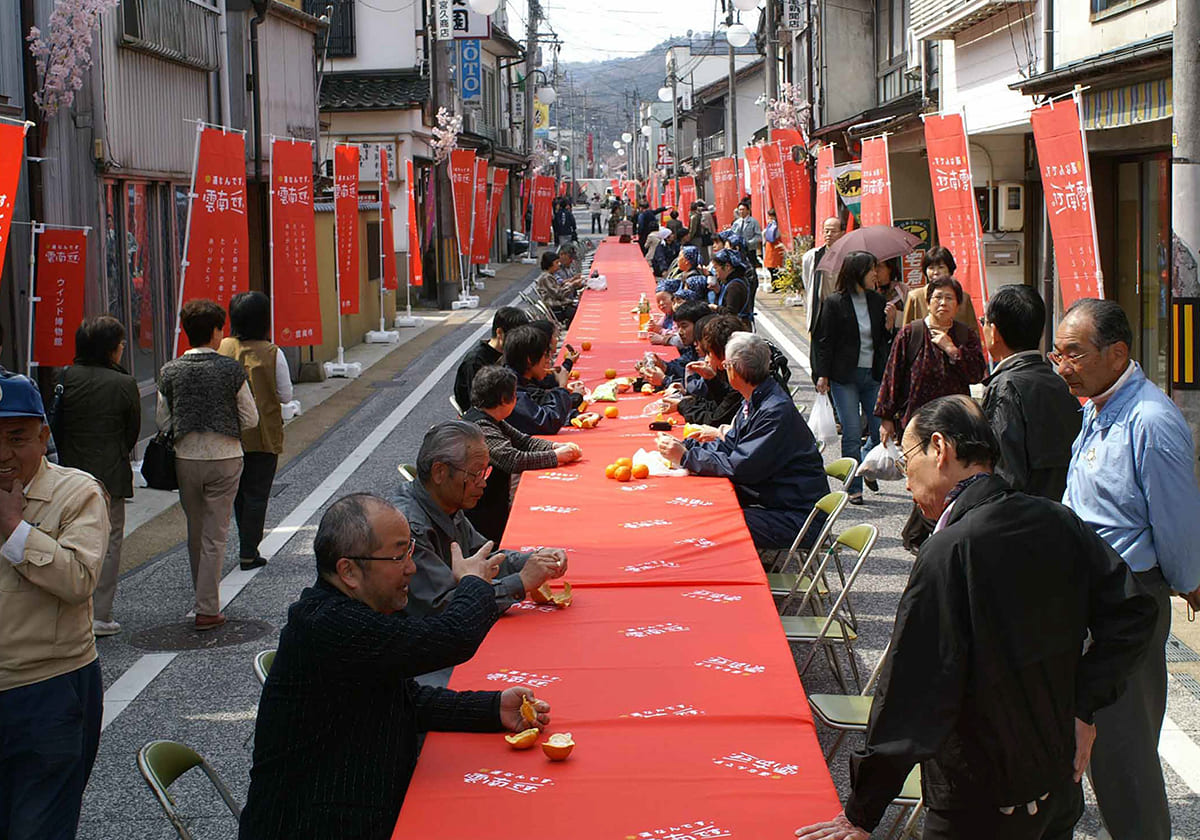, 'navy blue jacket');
507,373,574,435
681,378,828,512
